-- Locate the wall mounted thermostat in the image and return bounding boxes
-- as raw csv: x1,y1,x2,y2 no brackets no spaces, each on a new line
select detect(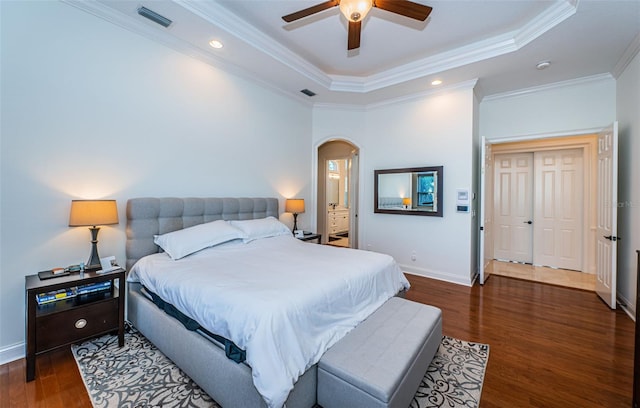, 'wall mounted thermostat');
456,189,470,212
